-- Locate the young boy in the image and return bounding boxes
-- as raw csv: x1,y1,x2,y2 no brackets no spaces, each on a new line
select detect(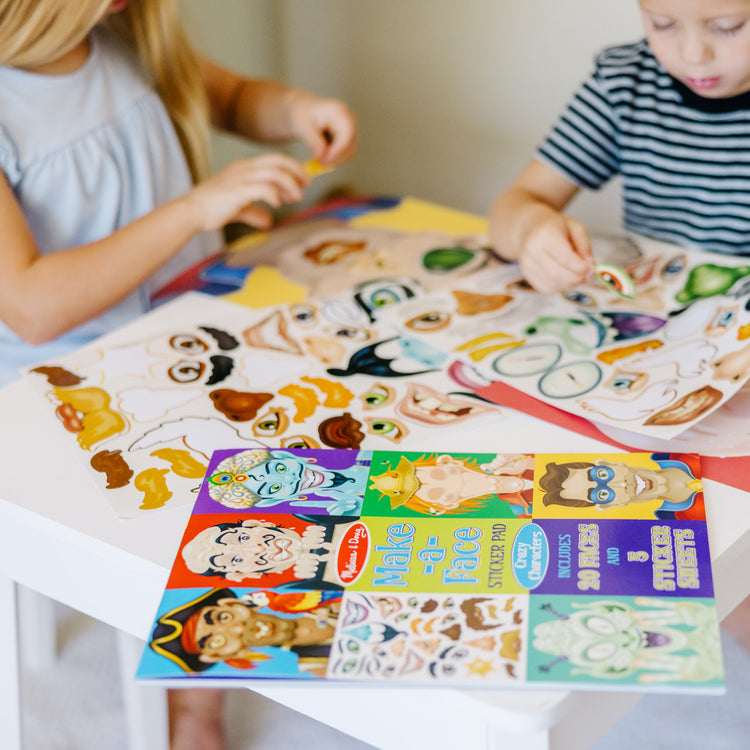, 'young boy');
490,0,750,654
490,0,750,292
